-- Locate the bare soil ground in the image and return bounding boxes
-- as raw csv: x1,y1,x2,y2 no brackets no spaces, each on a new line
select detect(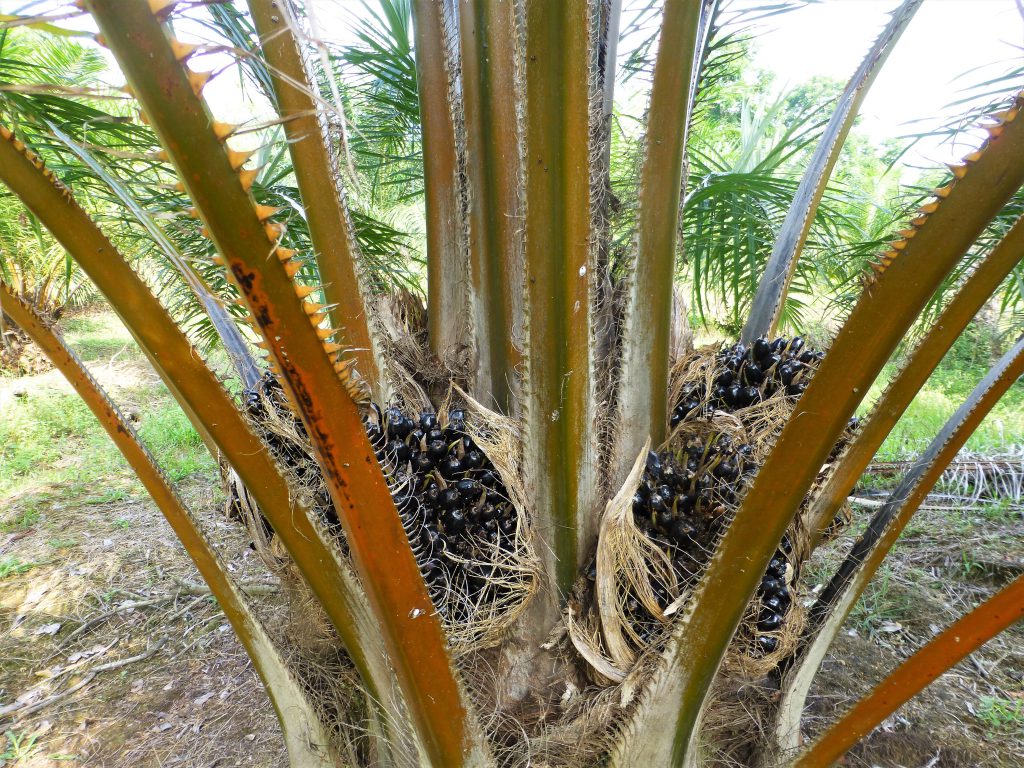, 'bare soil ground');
1,311,1021,767
0,478,285,767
